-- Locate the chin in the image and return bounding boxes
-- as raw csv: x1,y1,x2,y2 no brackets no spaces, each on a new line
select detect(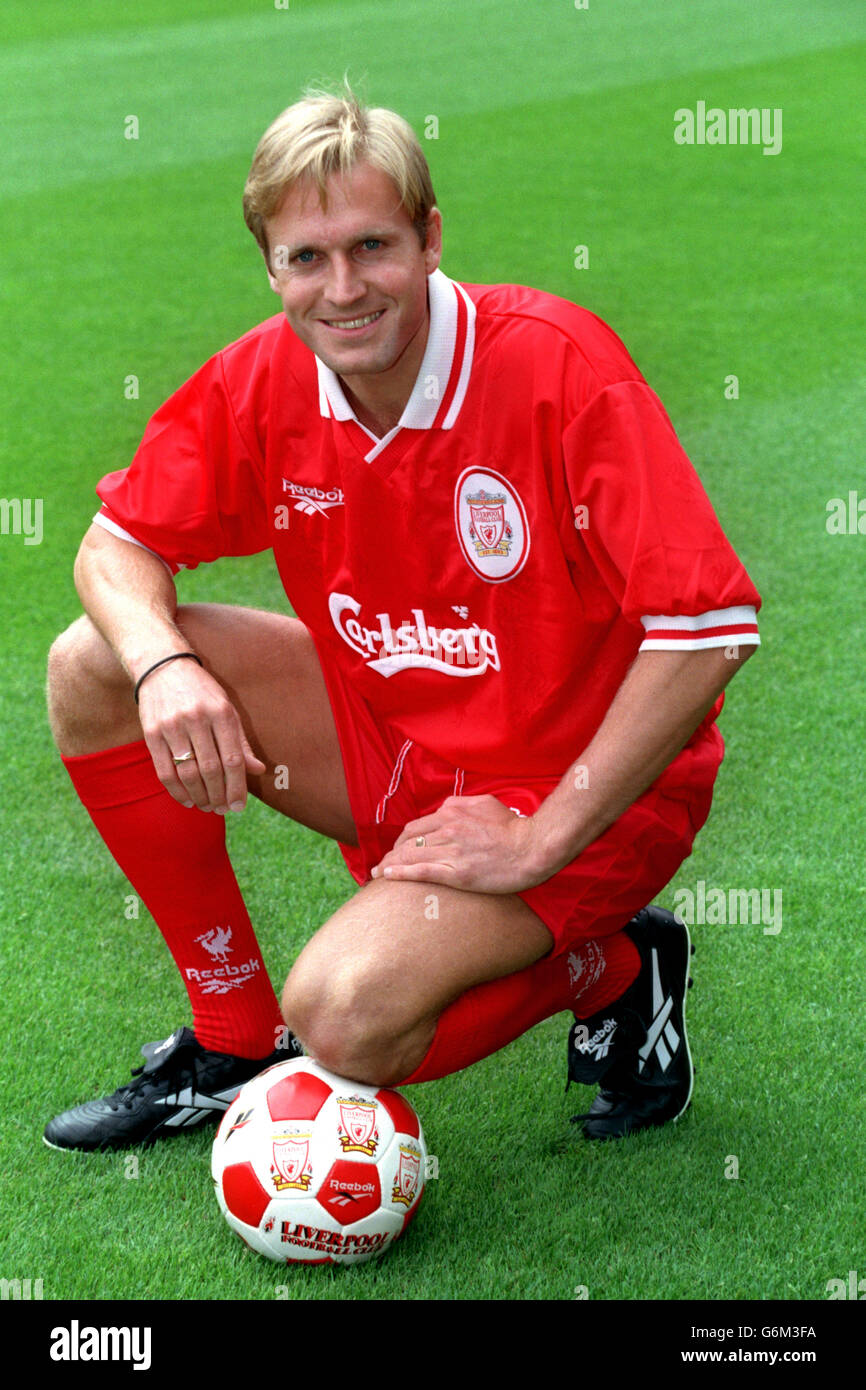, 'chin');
323,344,398,378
